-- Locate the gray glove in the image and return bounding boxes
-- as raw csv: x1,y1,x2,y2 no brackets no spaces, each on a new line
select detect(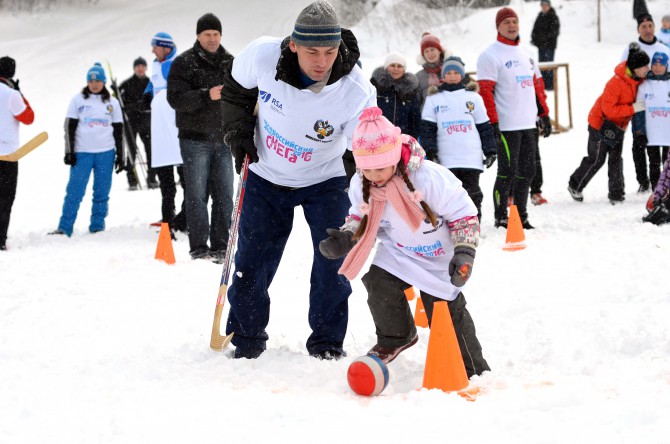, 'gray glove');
449,246,476,287
319,228,356,259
